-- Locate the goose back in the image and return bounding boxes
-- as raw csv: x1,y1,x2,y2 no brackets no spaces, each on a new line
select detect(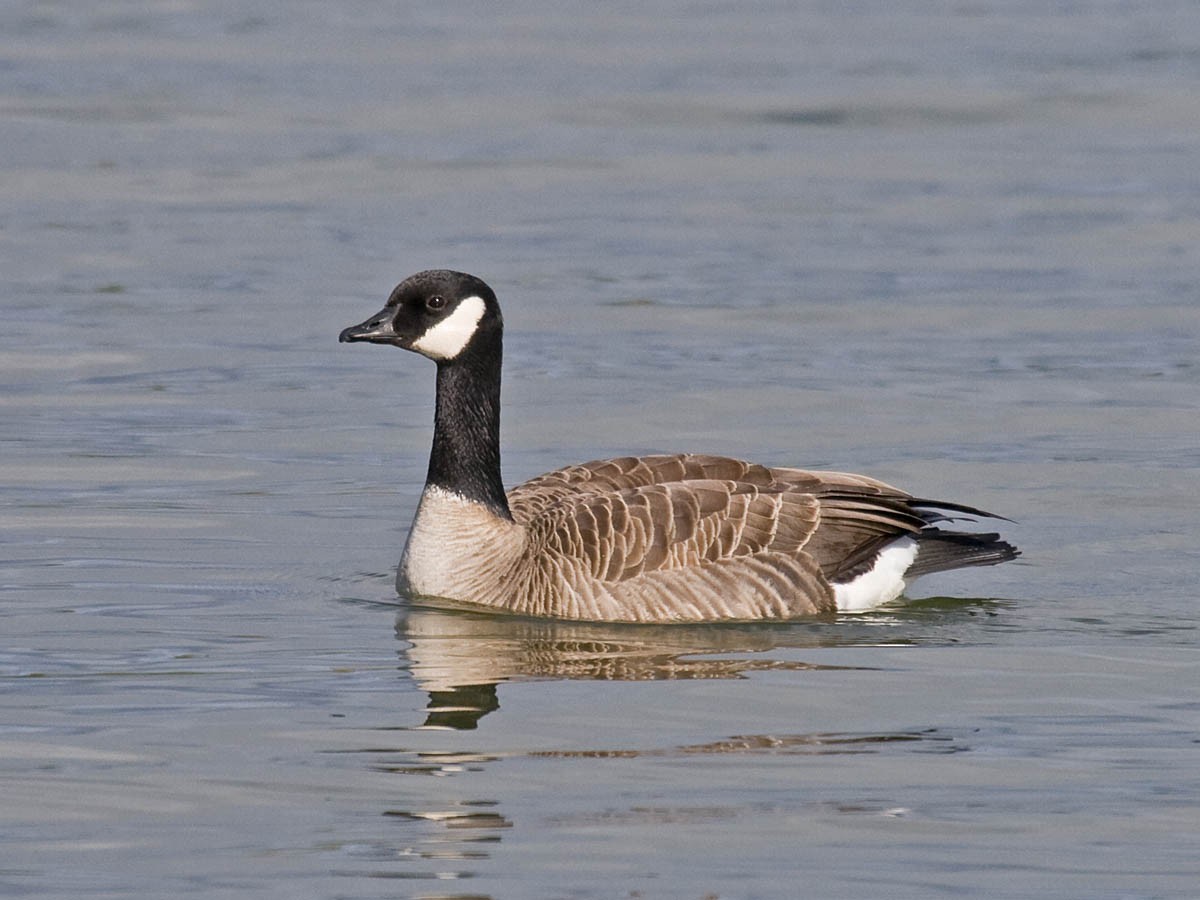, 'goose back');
485,453,1001,622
